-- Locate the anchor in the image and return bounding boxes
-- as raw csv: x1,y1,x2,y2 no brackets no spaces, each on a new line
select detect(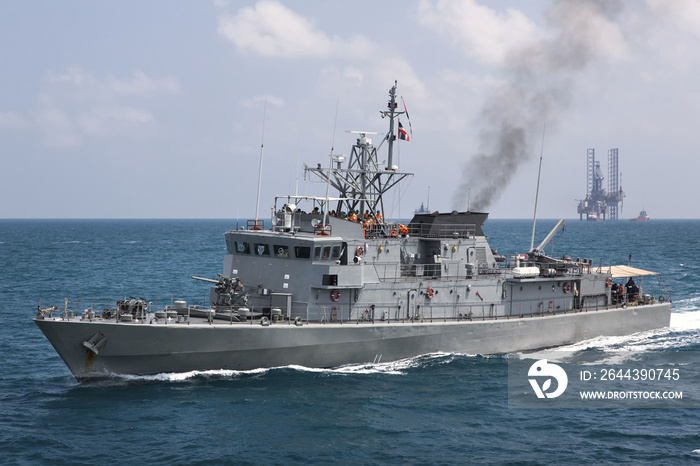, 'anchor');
82,332,107,355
